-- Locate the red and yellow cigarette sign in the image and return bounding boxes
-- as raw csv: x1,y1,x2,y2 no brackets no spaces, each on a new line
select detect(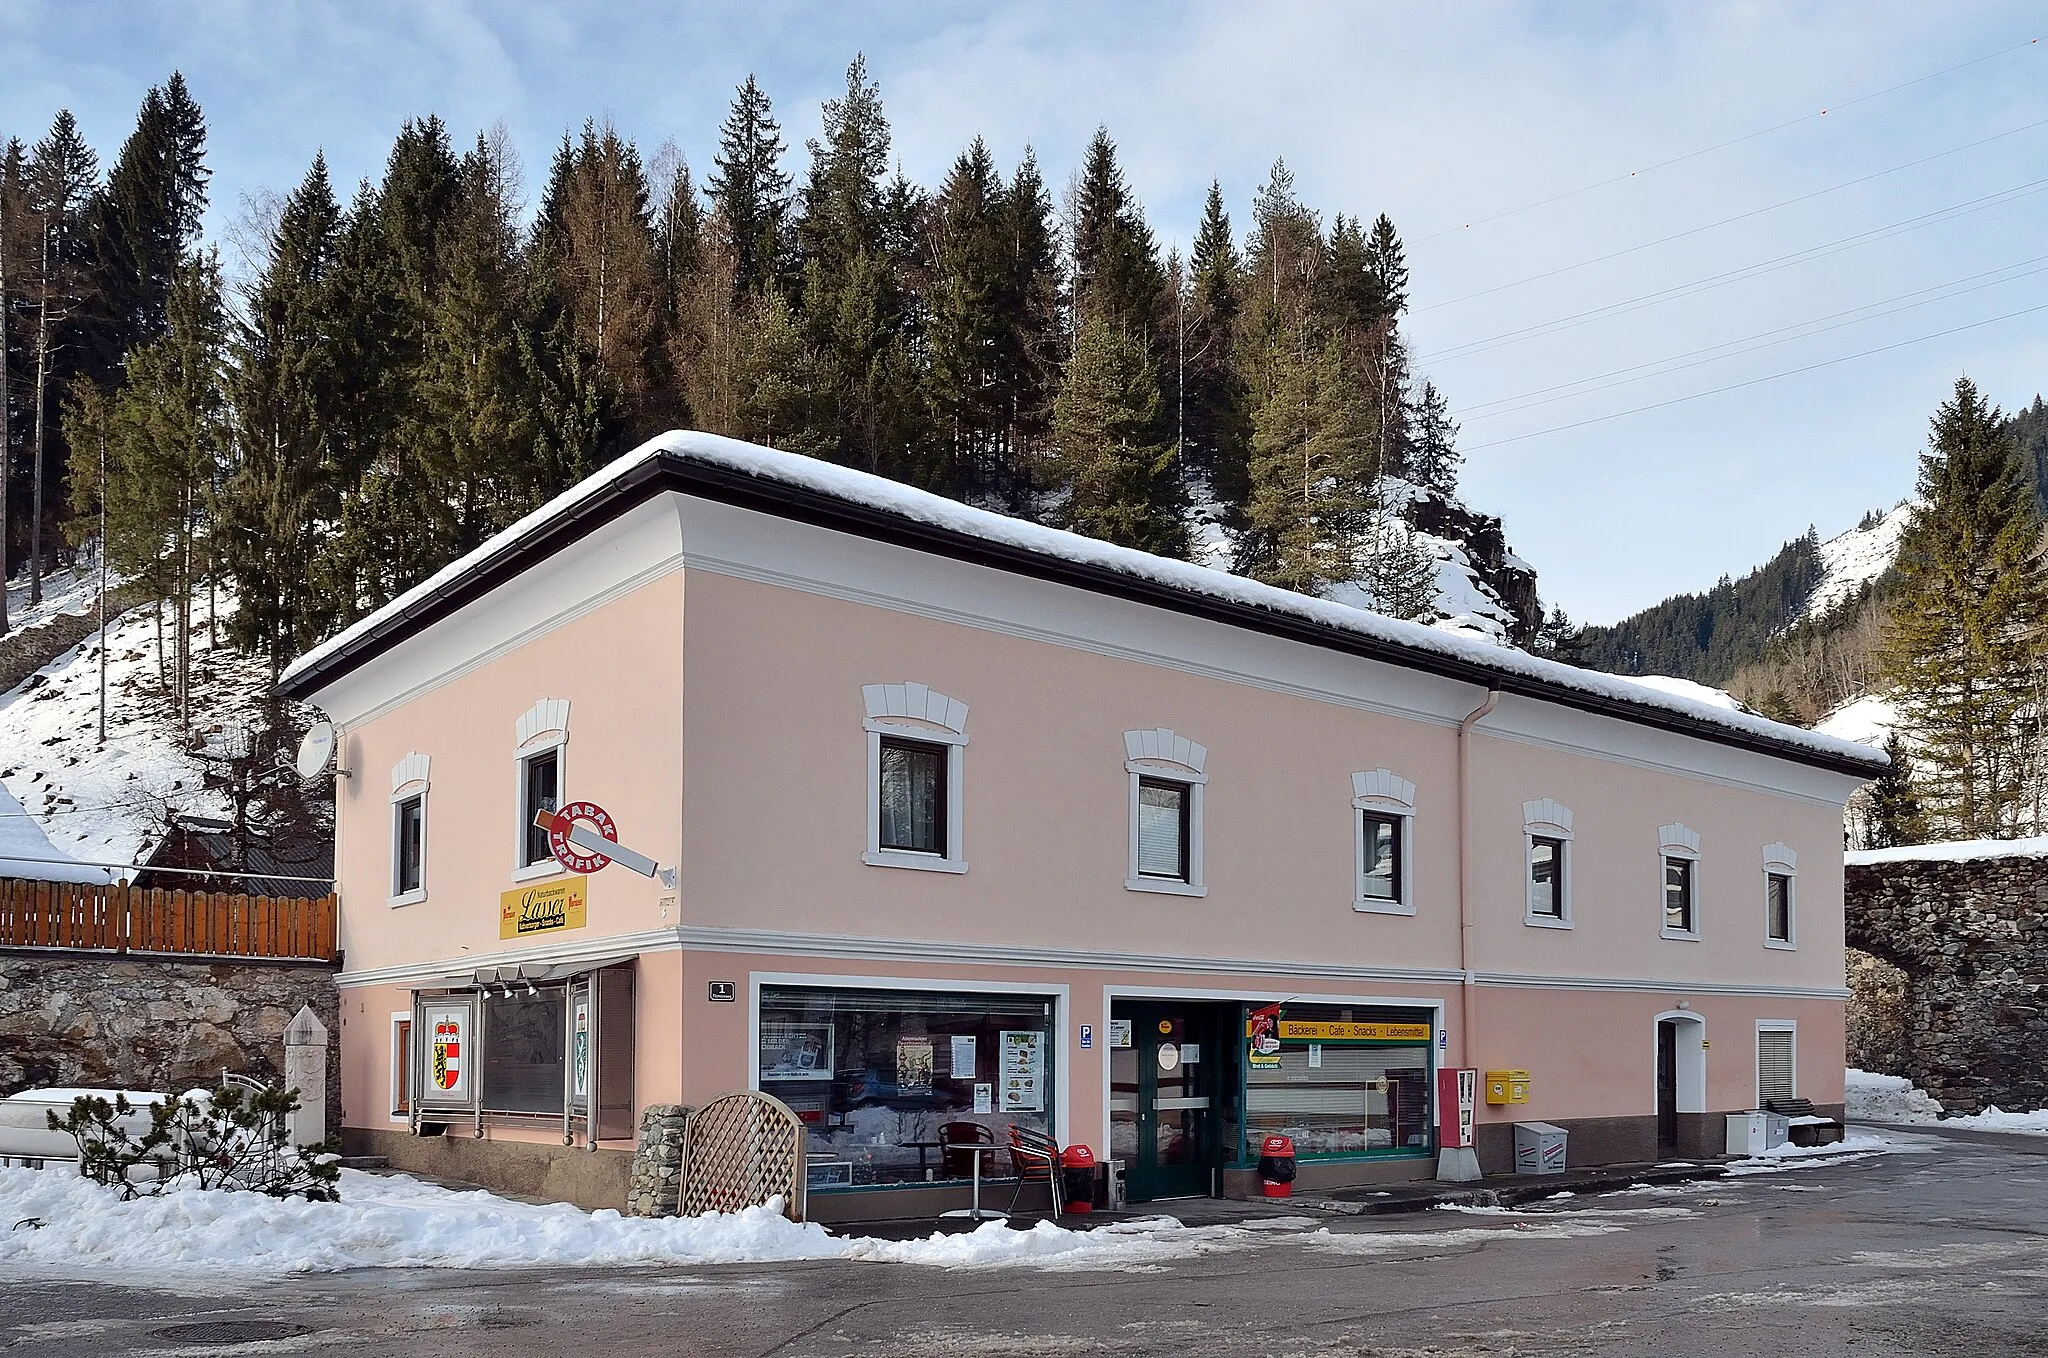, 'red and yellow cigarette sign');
499,877,588,939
